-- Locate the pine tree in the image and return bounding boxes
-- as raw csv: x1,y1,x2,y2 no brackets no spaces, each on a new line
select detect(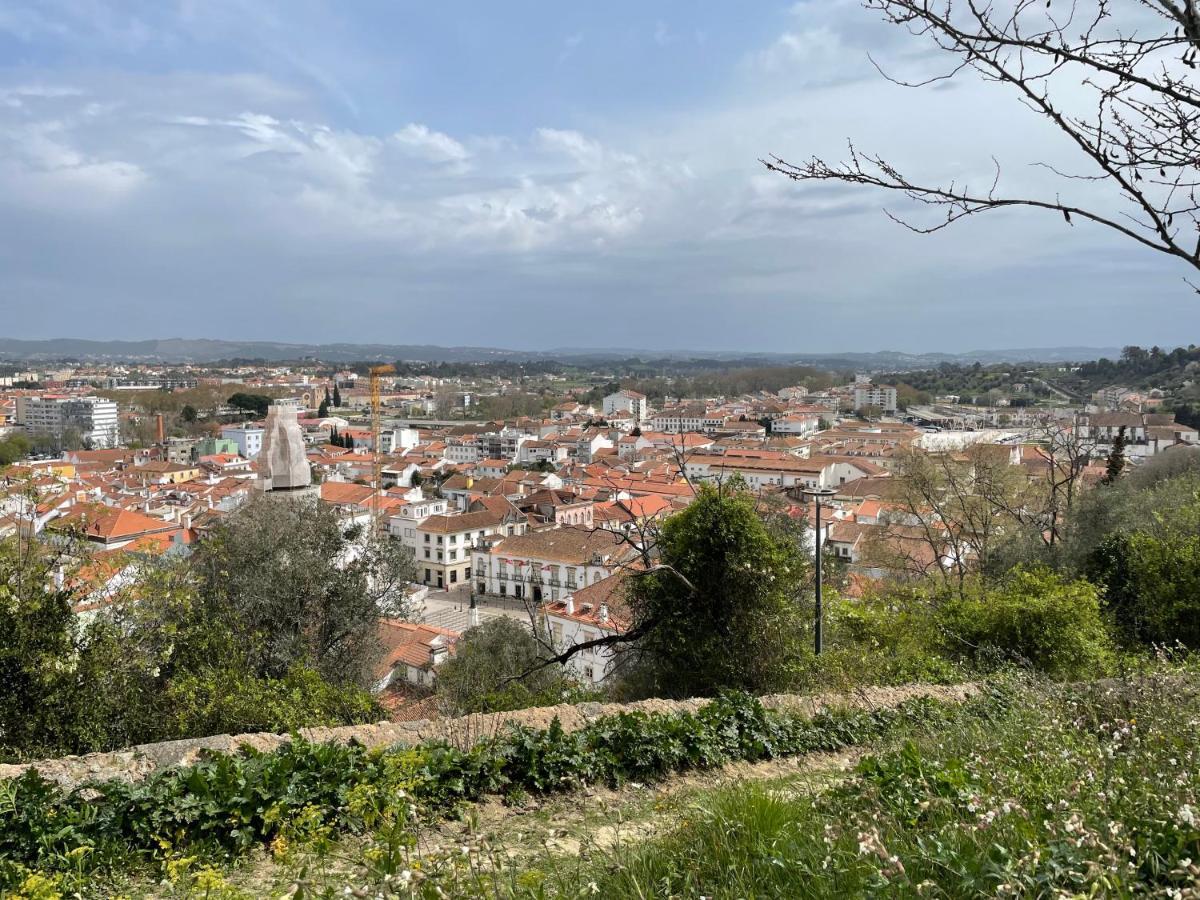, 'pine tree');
333,385,342,408
330,426,339,447
1104,425,1127,484
317,399,329,418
